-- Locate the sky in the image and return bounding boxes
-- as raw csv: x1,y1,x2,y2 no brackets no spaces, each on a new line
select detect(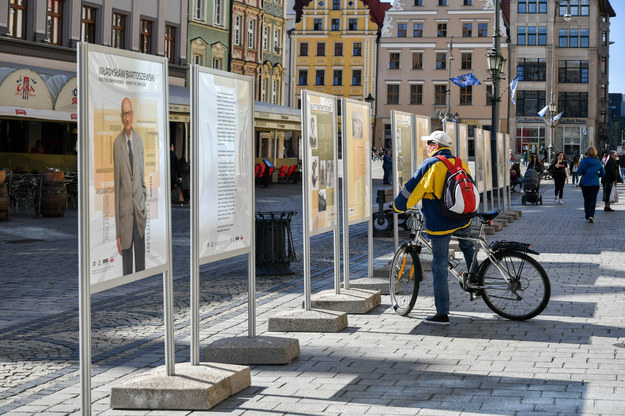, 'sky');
609,2,625,94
